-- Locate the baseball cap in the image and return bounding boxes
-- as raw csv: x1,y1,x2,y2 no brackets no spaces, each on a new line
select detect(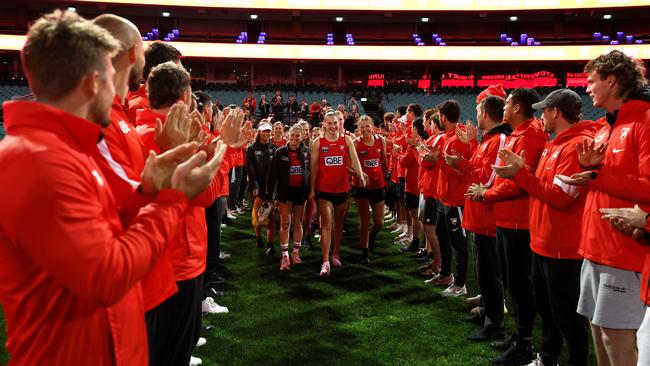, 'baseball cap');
258,122,272,132
532,89,583,120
